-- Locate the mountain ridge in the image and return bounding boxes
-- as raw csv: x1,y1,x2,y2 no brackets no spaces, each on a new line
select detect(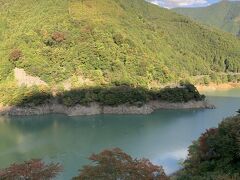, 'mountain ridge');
174,1,240,36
